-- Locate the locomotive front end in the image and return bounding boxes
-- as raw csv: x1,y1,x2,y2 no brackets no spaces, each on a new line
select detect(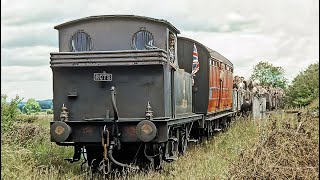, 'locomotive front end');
49,15,189,173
